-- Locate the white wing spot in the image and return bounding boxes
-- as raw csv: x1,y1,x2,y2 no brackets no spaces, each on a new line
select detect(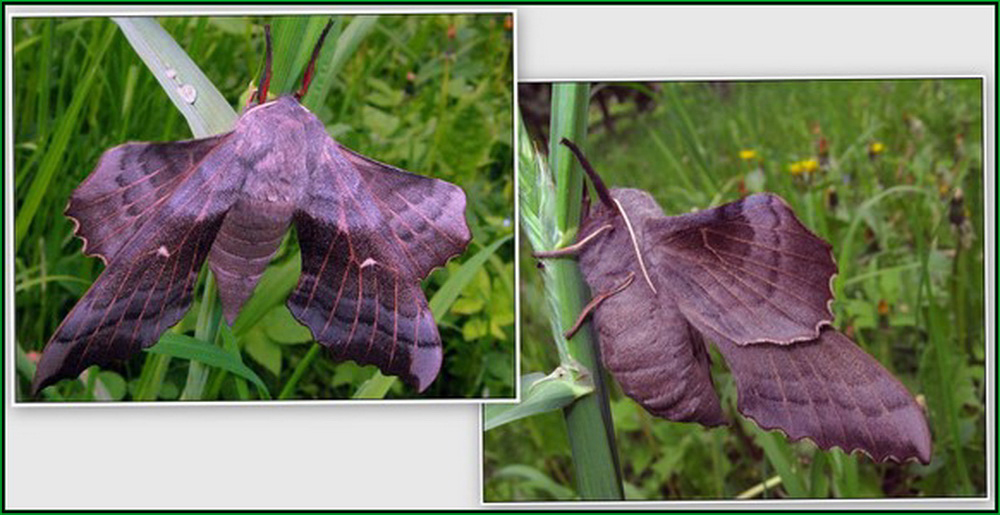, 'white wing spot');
360,258,378,269
157,246,170,258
